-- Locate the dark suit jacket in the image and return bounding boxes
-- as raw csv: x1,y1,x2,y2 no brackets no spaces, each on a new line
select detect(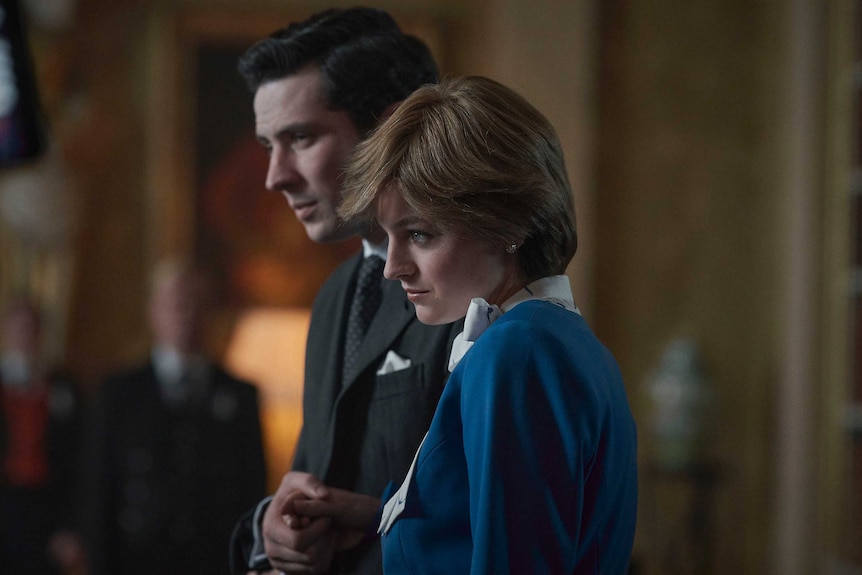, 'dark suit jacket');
231,253,459,575
79,361,266,575
295,253,459,494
